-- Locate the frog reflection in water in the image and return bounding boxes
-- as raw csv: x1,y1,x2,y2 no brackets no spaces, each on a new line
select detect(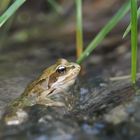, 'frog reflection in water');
2,59,81,125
